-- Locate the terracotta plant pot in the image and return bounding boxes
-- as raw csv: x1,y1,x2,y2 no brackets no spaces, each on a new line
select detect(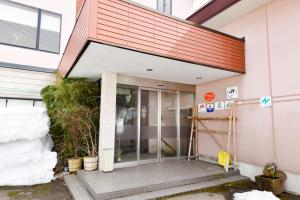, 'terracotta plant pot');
83,156,98,171
68,158,82,172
